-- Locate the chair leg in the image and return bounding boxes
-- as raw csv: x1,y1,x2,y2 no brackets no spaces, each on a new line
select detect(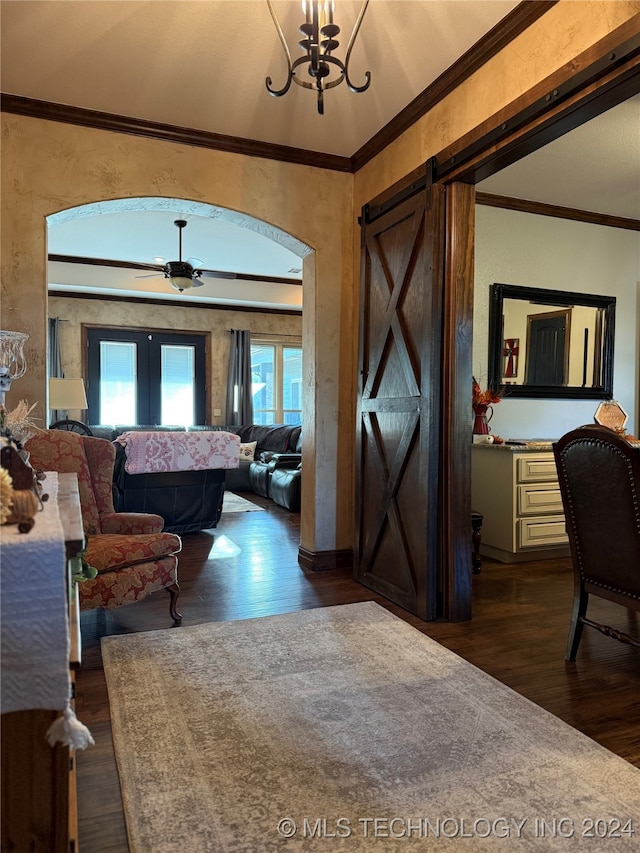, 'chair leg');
166,582,182,624
471,512,483,574
566,586,588,661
